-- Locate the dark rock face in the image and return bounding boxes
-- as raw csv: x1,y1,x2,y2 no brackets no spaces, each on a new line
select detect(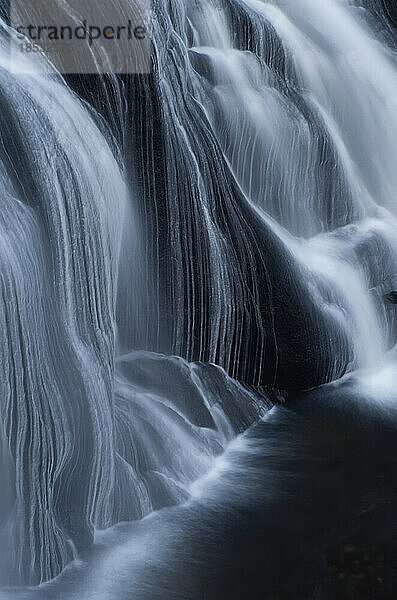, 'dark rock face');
378,0,397,32
63,32,355,392
385,290,397,304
